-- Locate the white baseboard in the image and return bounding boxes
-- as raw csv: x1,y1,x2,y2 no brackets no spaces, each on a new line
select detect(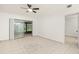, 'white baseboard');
38,34,64,44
